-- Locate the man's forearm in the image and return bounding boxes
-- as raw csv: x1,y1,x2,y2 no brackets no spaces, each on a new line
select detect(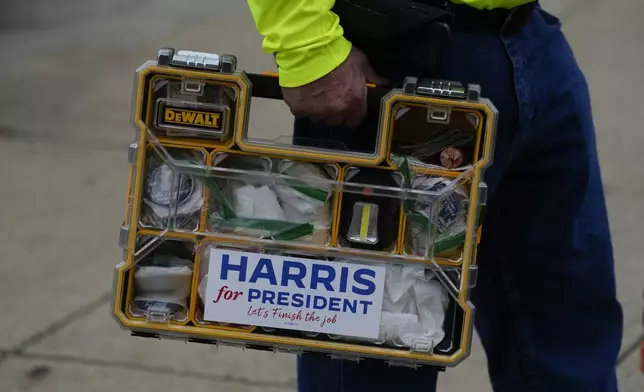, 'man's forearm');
246,0,351,87
245,0,535,87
